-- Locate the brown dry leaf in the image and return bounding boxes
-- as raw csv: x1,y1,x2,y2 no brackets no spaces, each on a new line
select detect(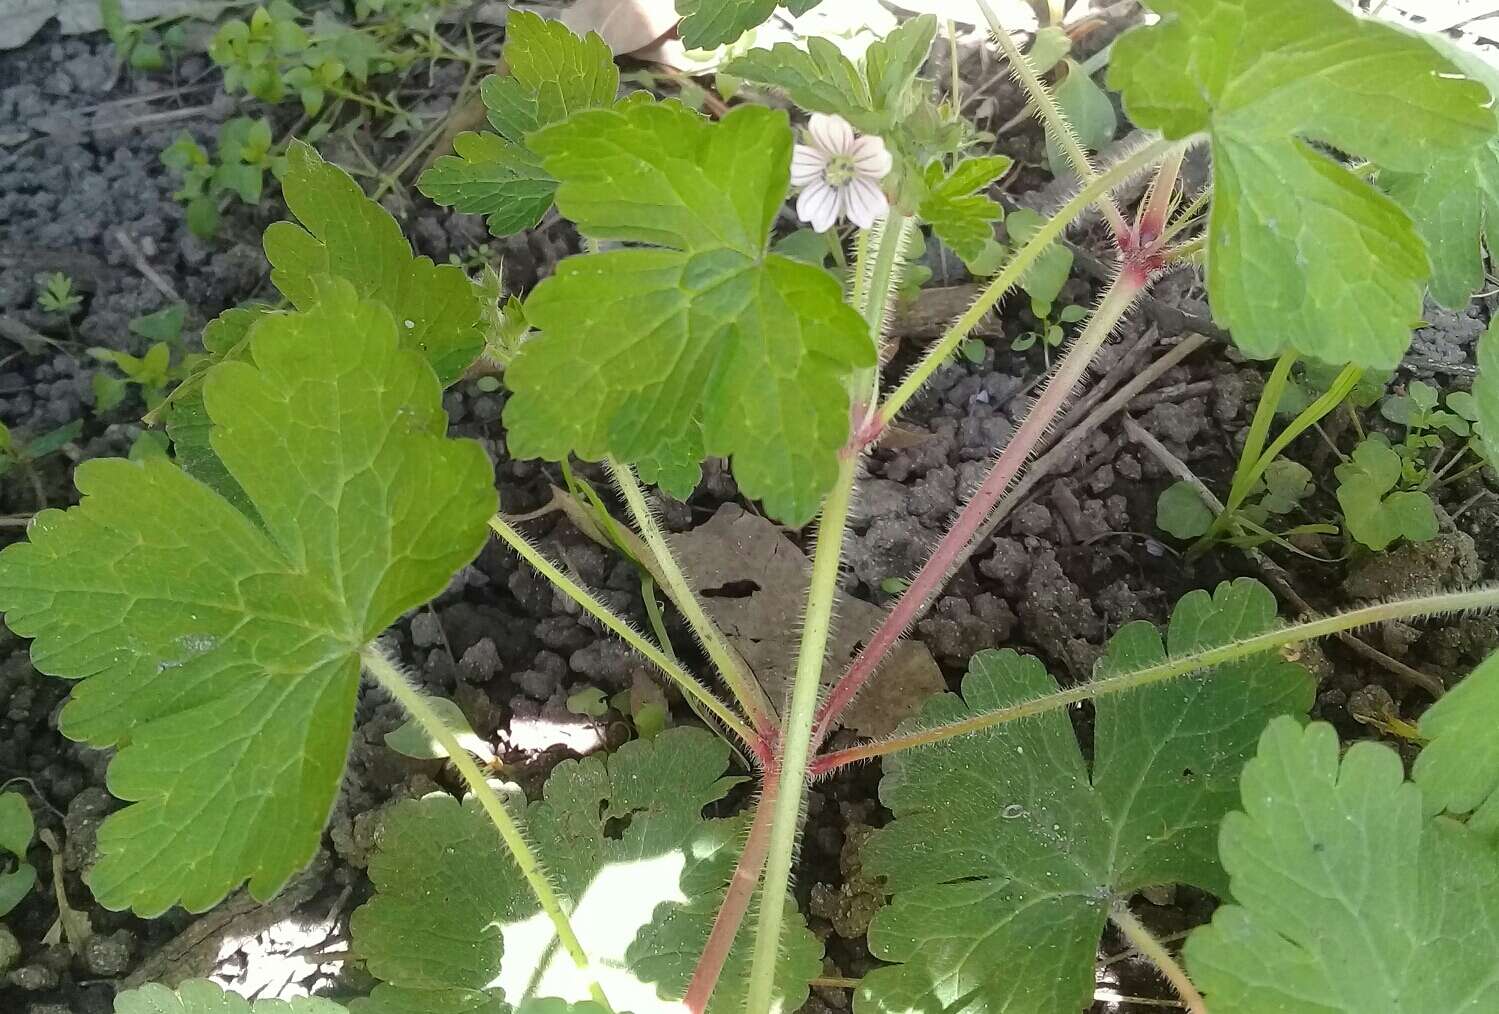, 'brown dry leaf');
669,504,943,738
561,0,678,57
